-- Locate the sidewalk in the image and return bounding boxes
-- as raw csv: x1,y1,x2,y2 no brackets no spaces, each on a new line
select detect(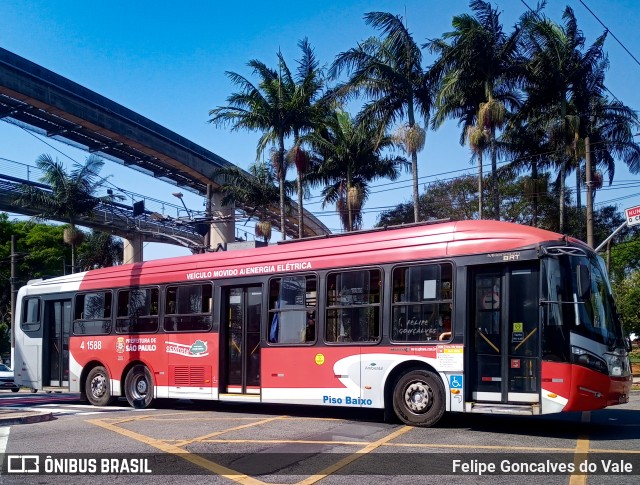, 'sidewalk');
0,408,53,426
